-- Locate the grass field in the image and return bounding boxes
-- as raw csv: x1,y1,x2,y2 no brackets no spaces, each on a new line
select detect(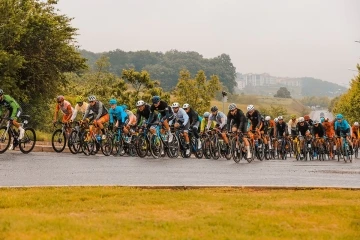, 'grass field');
0,187,359,239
